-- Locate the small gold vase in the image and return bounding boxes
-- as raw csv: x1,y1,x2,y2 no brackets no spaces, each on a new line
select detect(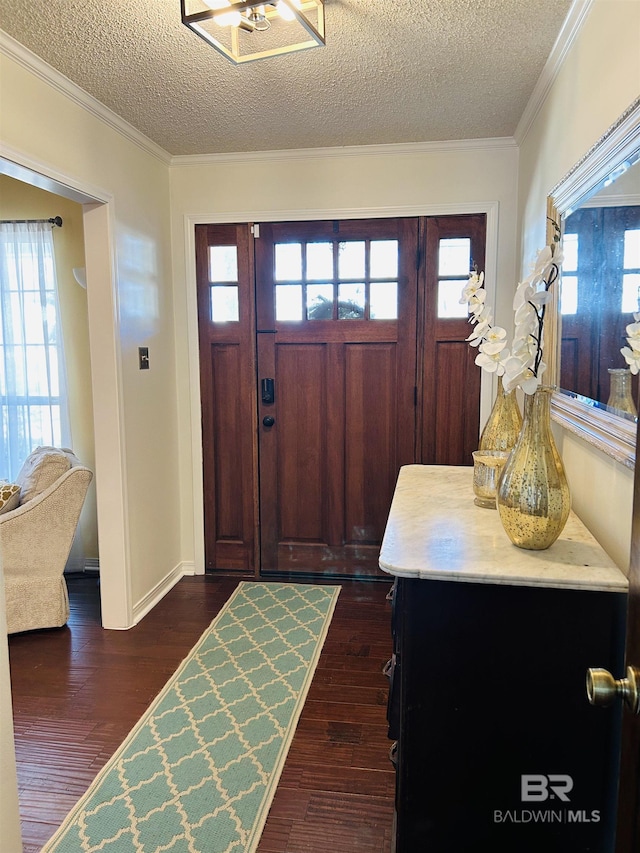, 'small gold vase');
479,375,523,453
607,368,637,417
497,386,570,550
472,450,510,509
